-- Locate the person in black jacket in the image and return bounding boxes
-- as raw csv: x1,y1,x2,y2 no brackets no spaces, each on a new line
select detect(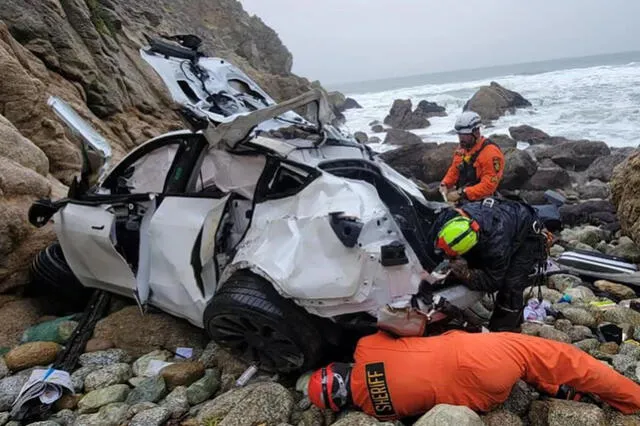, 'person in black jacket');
424,197,548,331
